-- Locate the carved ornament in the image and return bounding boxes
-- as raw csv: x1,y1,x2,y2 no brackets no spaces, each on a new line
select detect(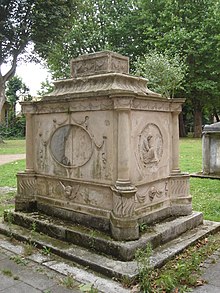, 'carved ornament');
138,123,163,171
